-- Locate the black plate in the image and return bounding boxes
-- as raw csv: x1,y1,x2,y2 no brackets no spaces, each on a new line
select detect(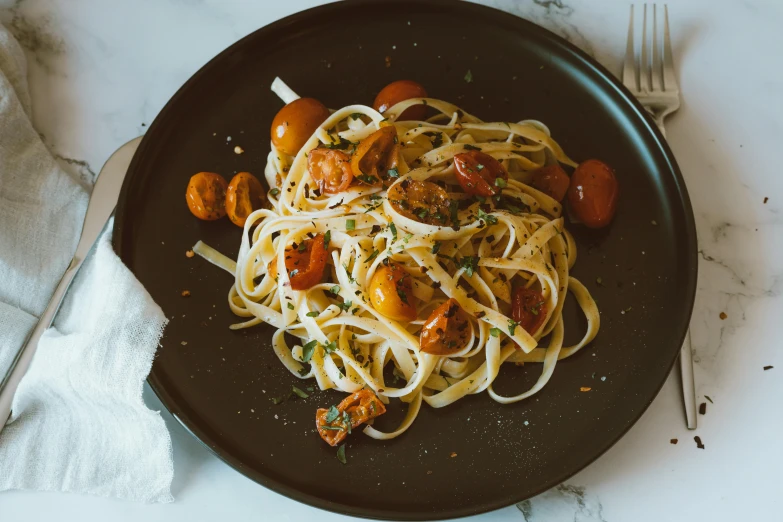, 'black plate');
113,1,697,519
